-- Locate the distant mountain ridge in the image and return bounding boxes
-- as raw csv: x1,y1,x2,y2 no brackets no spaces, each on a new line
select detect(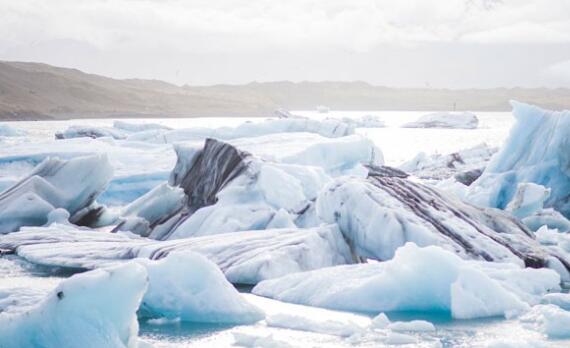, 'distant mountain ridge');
1,60,569,120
